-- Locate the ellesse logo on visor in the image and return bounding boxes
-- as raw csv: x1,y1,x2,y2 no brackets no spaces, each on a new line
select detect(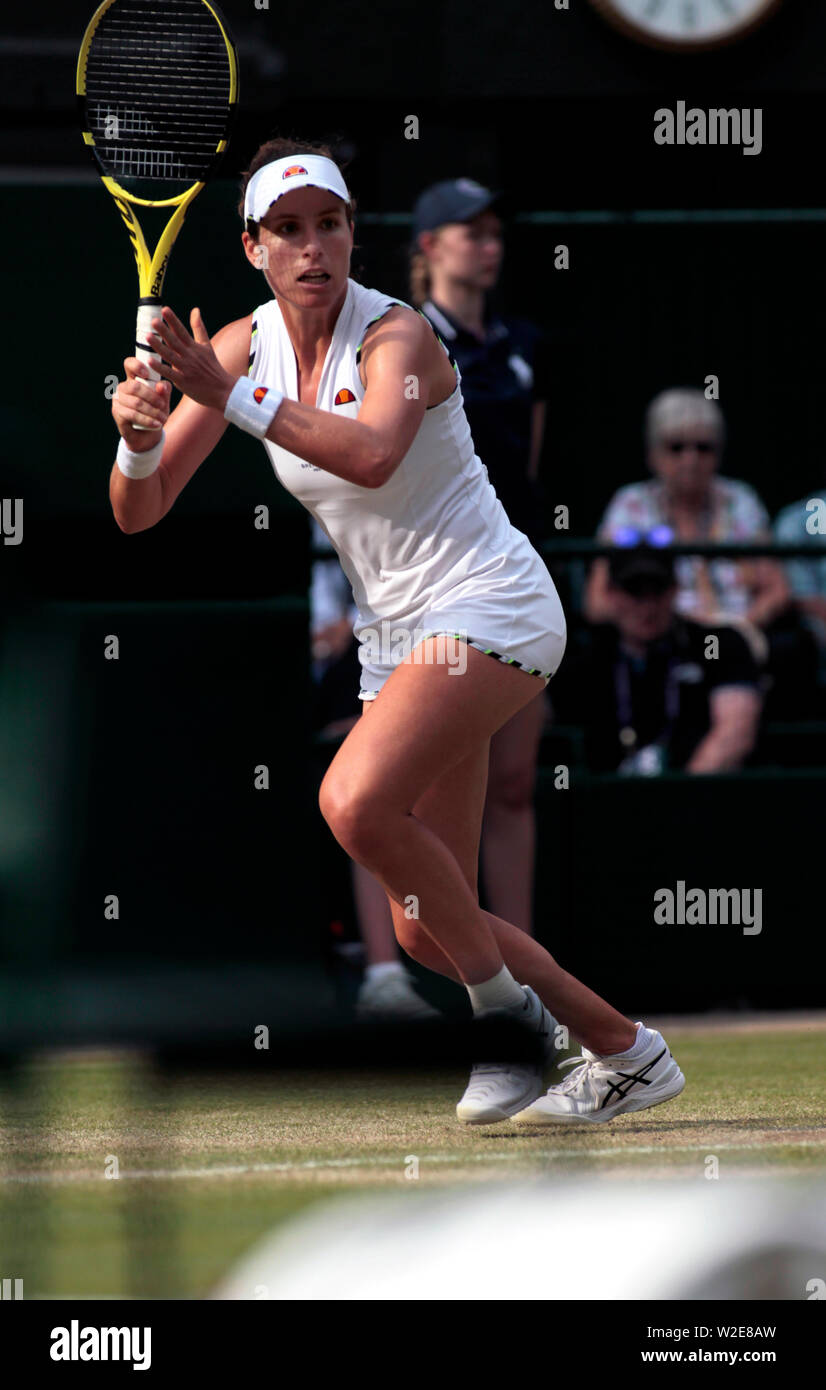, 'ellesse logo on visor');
282,165,308,179
253,387,269,403
334,388,356,405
